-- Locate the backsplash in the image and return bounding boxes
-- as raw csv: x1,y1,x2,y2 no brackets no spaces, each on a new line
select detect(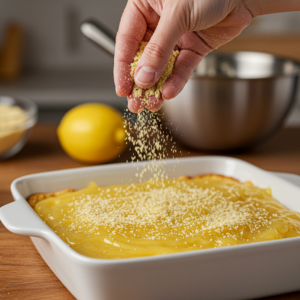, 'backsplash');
1,0,300,71
0,0,126,71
